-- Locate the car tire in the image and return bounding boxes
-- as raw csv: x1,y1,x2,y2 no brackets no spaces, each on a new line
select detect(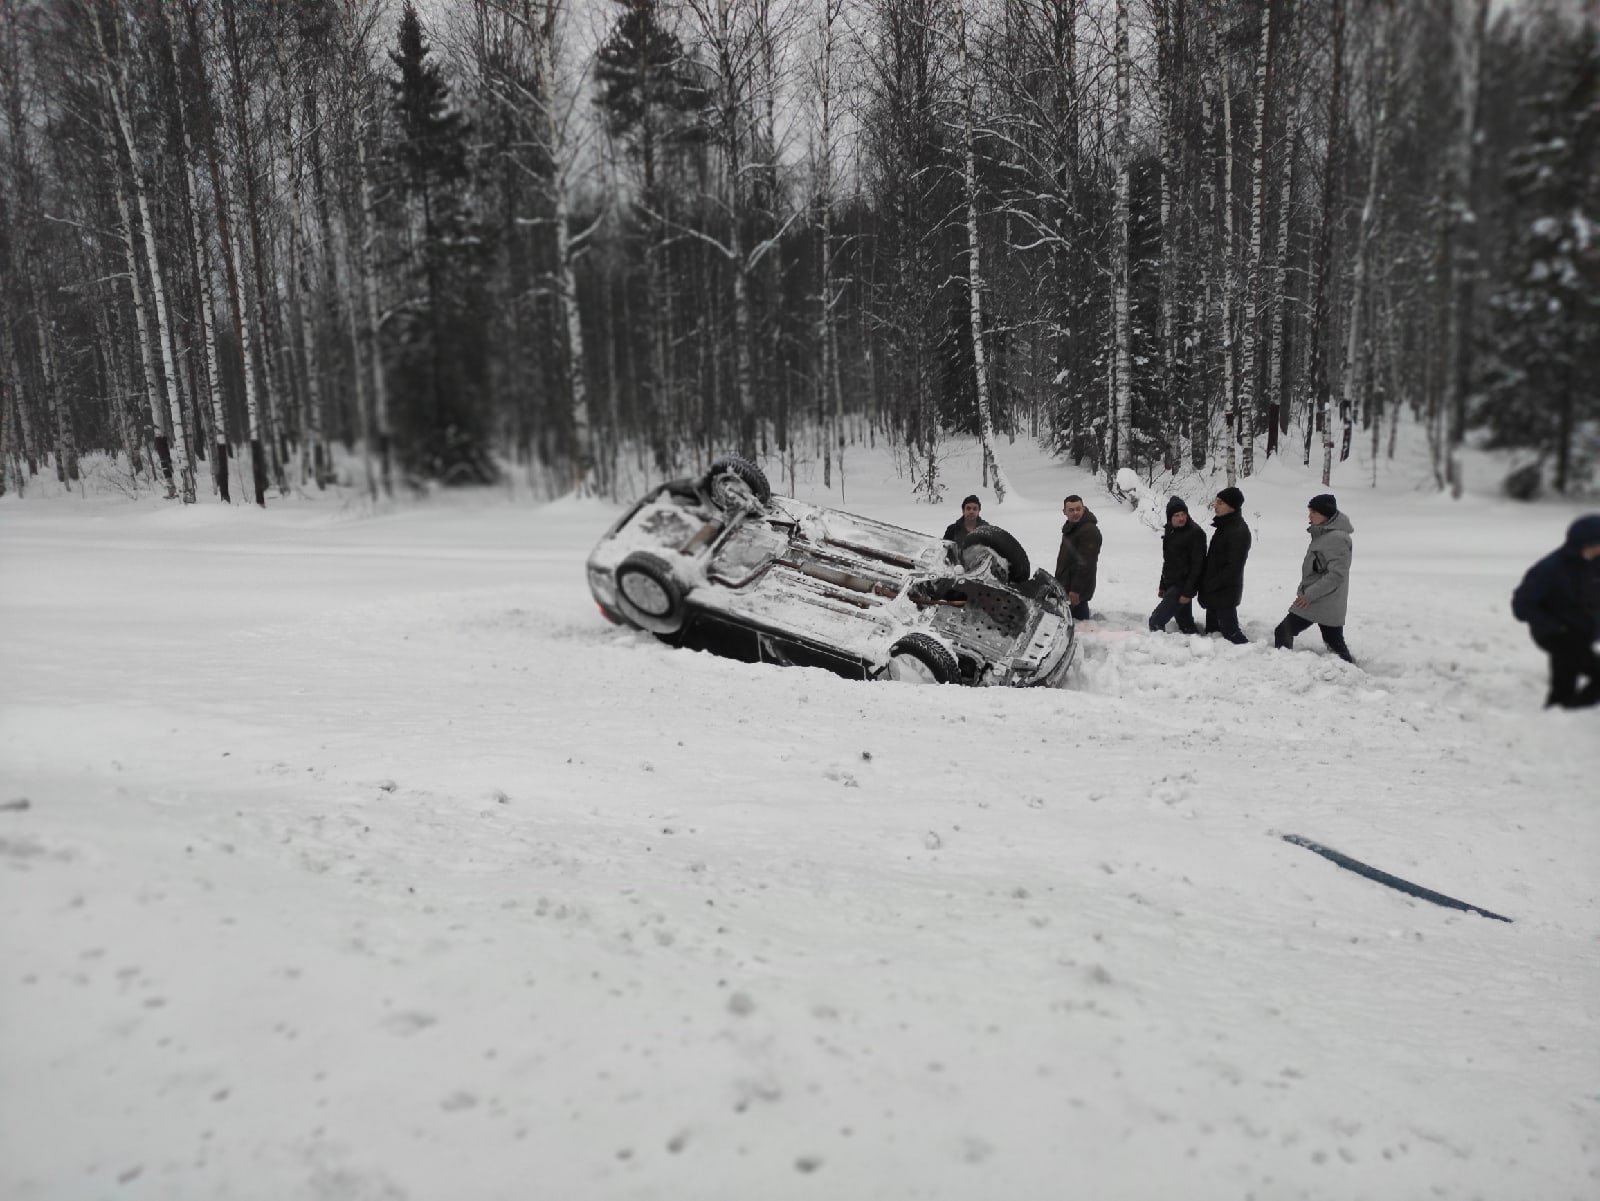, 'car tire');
704,454,772,509
613,552,689,635
960,526,1031,584
884,633,960,685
